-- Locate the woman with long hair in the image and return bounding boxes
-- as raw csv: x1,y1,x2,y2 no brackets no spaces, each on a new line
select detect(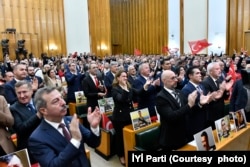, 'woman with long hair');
111,69,151,165
44,69,65,97
111,70,134,166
